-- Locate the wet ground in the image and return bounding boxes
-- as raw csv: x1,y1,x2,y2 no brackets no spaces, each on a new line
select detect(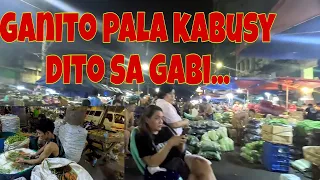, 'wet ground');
124,152,309,180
